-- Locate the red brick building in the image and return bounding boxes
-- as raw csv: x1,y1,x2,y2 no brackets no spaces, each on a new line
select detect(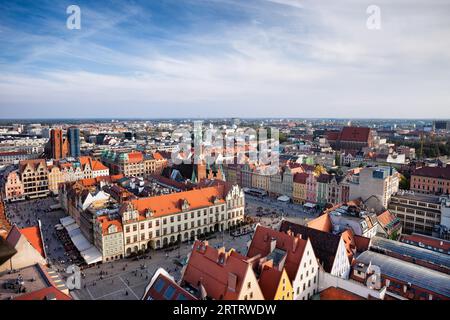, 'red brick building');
410,166,450,195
